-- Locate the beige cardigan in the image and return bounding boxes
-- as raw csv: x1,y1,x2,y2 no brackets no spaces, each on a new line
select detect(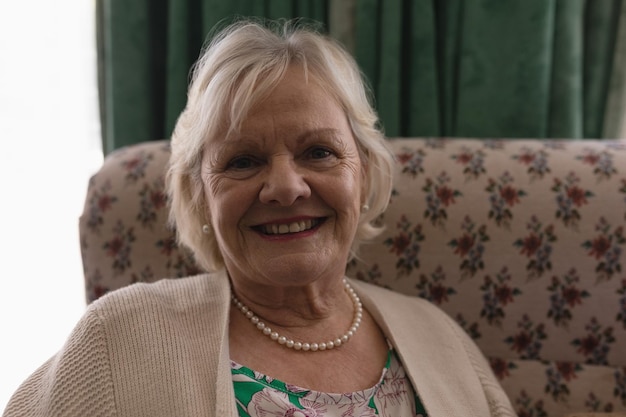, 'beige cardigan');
3,271,515,416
